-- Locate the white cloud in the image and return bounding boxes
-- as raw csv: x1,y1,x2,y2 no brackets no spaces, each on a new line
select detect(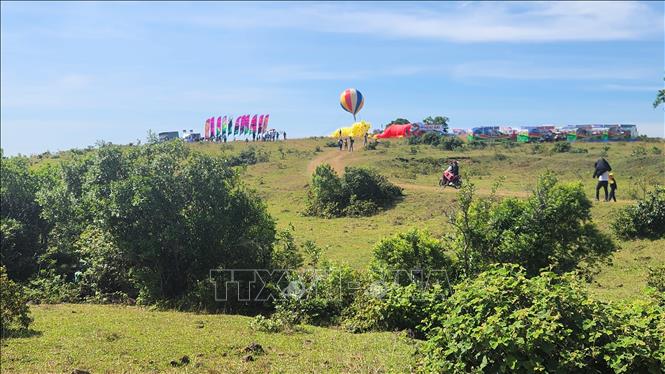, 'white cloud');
180,1,663,43
451,61,653,80
602,84,663,92
1,73,96,108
